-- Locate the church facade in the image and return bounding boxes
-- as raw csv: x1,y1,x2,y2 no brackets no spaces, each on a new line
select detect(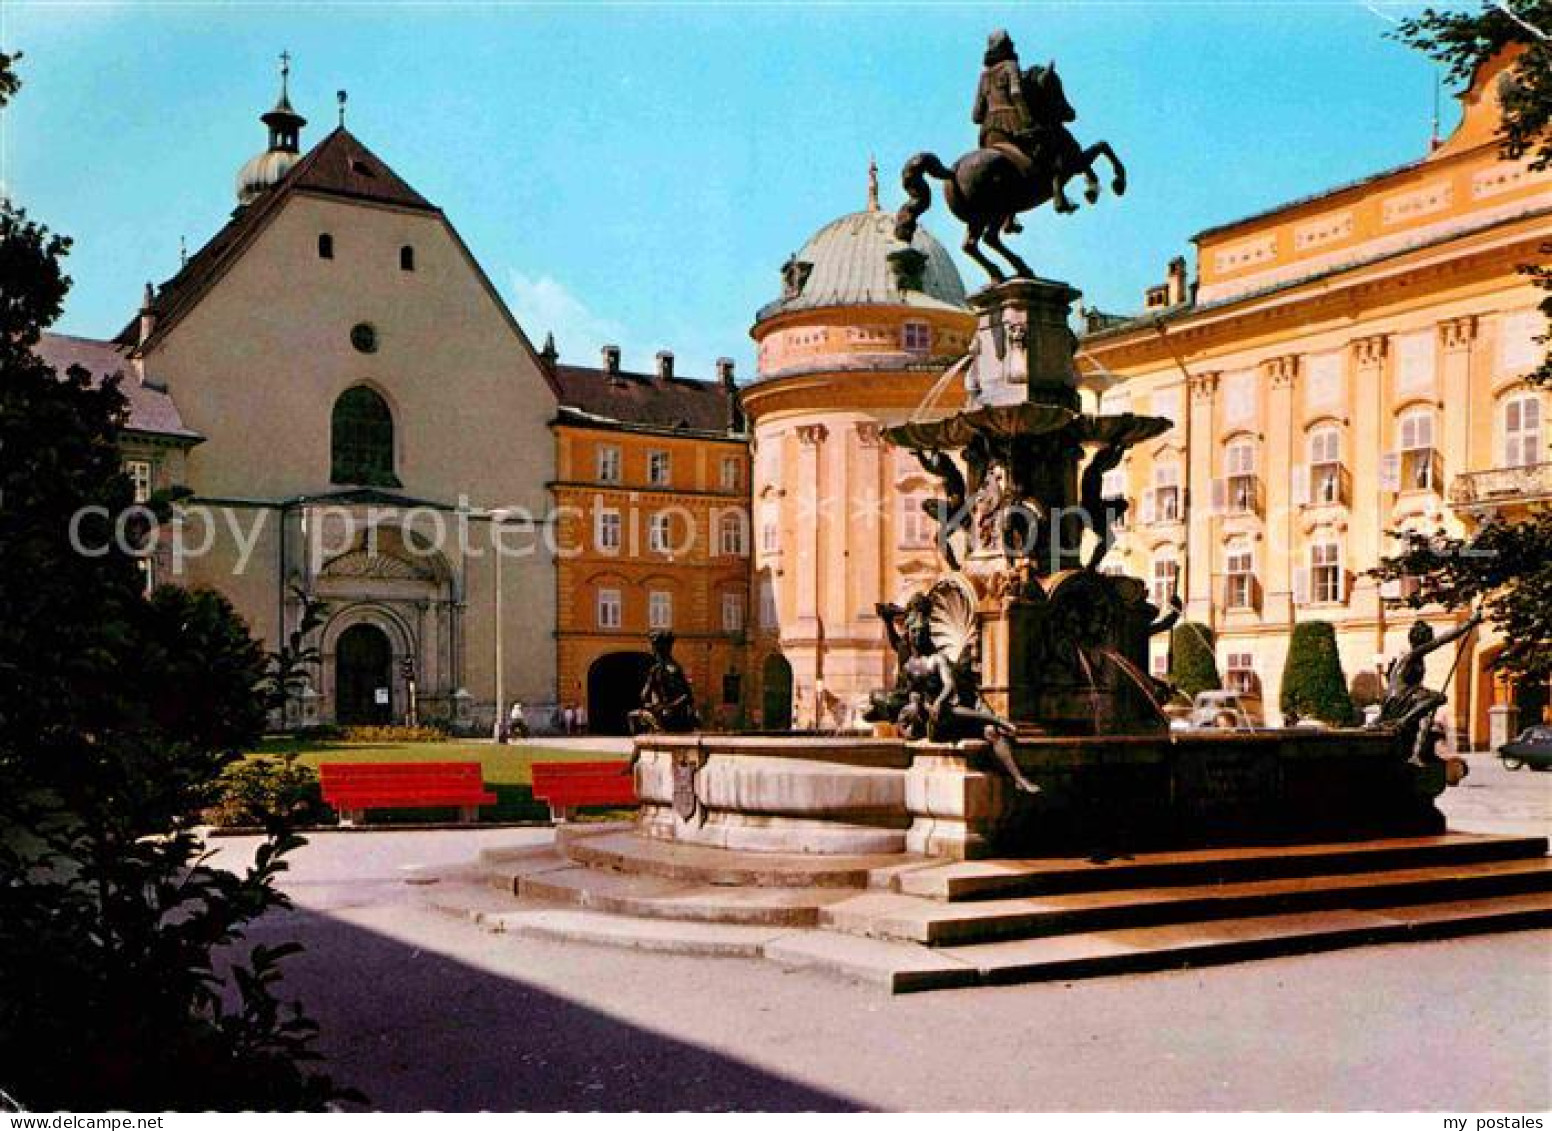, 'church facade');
43,65,560,731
